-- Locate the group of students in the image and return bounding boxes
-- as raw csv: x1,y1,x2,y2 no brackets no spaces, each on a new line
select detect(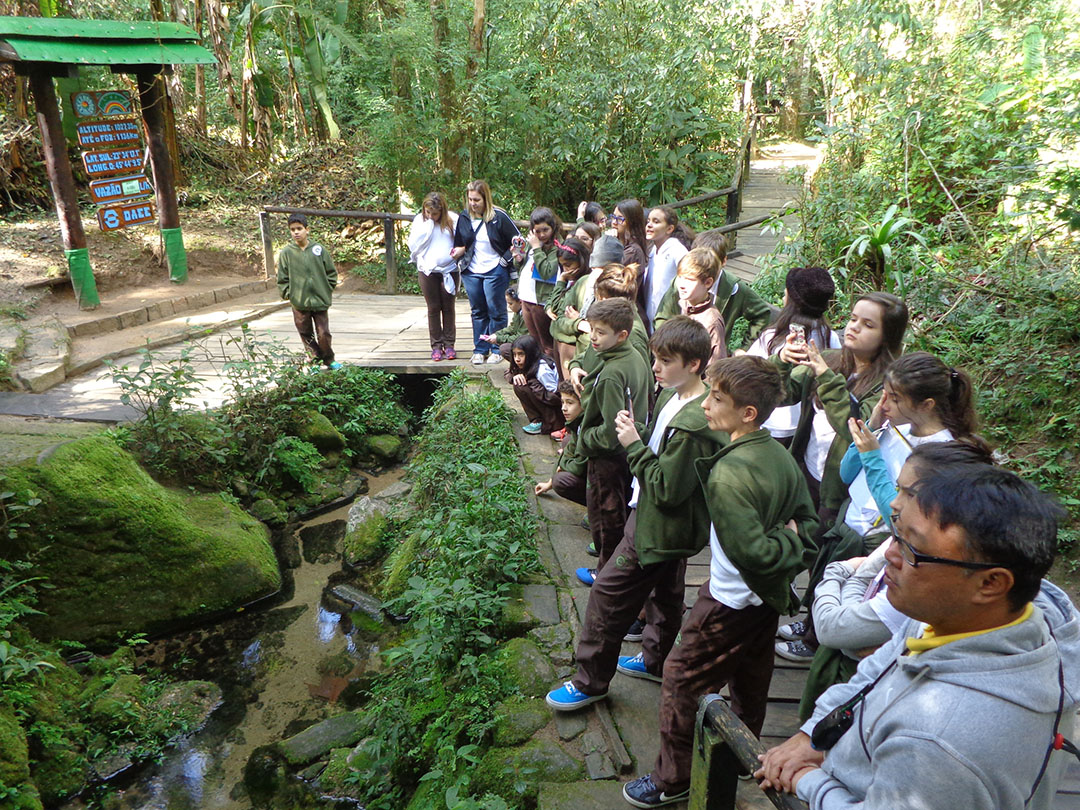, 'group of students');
439,188,1076,809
